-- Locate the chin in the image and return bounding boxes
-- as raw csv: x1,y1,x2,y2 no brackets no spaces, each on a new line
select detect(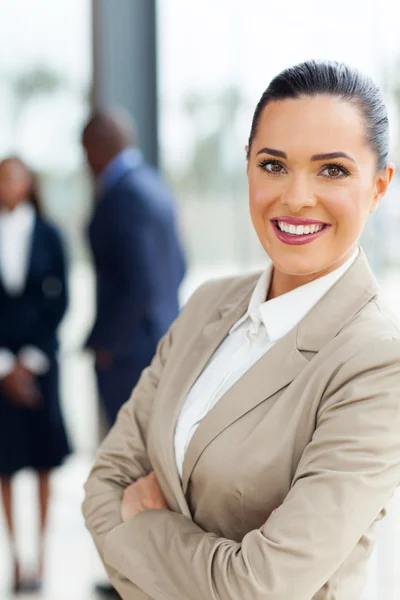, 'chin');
267,247,332,278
